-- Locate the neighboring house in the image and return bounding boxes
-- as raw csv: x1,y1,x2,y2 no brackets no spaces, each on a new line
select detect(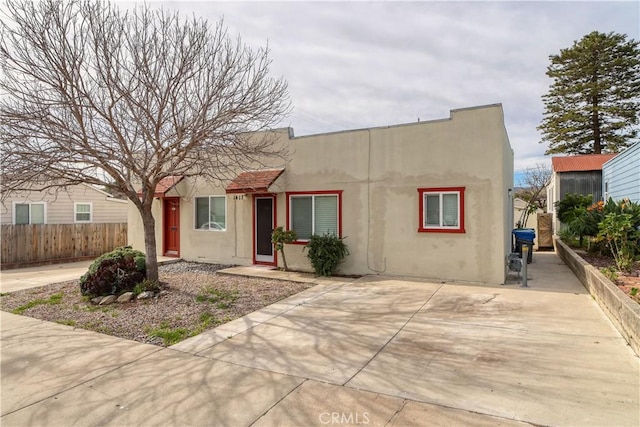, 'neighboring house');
547,153,617,234
0,183,128,225
128,104,514,285
513,197,542,229
602,142,640,203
